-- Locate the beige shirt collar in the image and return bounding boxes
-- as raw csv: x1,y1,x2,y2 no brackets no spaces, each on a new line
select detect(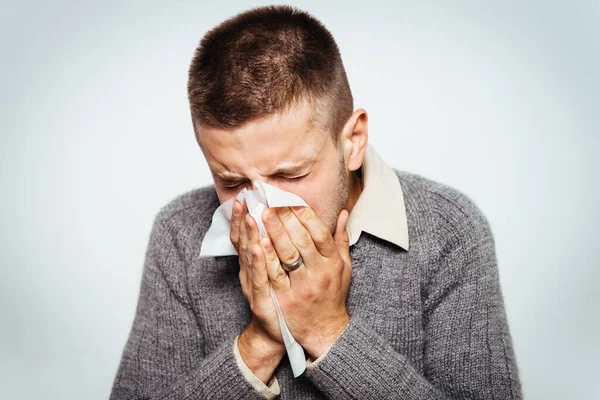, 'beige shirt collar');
346,144,409,250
